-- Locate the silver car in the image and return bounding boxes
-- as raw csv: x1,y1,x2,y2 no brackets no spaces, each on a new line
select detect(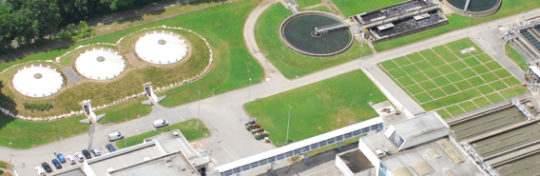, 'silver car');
153,119,169,128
